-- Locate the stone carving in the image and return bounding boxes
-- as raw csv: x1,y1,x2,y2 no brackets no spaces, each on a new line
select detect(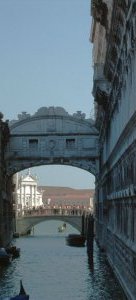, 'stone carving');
103,0,136,116
35,106,69,116
9,107,89,126
18,111,31,120
72,111,86,119
91,0,108,30
48,140,56,149
95,88,109,110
